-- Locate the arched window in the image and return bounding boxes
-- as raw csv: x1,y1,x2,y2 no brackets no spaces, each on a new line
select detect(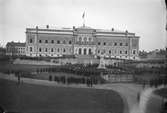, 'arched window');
69,40,72,44
79,48,82,55
109,50,111,54
88,48,92,55
84,37,87,42
57,40,60,44
84,48,87,55
89,37,92,41
79,37,82,42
